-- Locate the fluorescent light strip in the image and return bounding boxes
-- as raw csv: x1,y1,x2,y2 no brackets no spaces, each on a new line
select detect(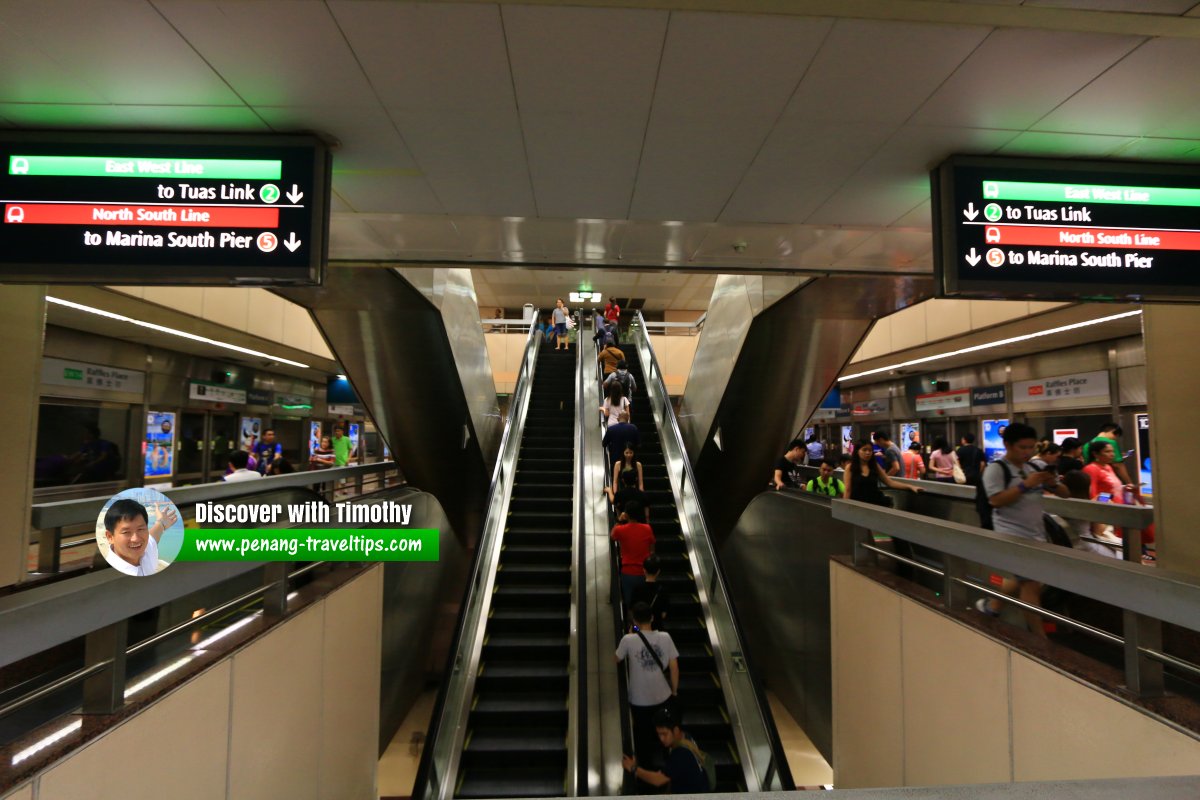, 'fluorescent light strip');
124,656,195,698
46,296,310,369
12,720,82,765
839,310,1143,382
